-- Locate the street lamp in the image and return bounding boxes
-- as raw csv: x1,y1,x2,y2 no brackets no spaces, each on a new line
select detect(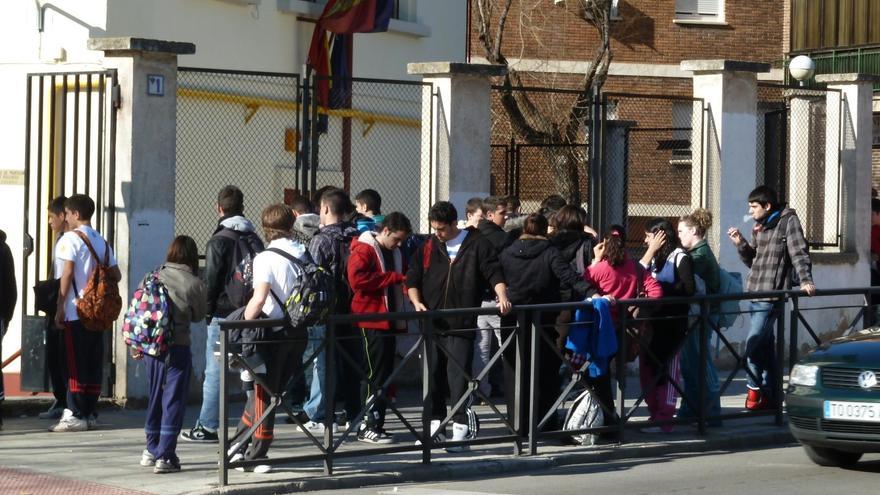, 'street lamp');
789,55,816,87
